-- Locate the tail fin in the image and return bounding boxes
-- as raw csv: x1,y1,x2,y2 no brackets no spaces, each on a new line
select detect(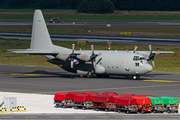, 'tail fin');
30,10,54,50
